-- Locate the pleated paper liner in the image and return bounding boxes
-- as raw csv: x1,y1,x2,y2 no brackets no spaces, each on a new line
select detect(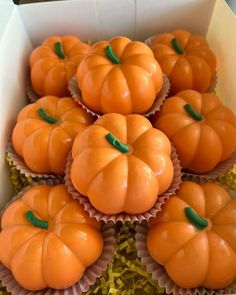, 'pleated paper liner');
135,222,236,295
65,143,182,223
6,142,61,180
68,74,170,118
26,73,40,102
0,180,116,295
144,35,217,94
182,149,236,184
